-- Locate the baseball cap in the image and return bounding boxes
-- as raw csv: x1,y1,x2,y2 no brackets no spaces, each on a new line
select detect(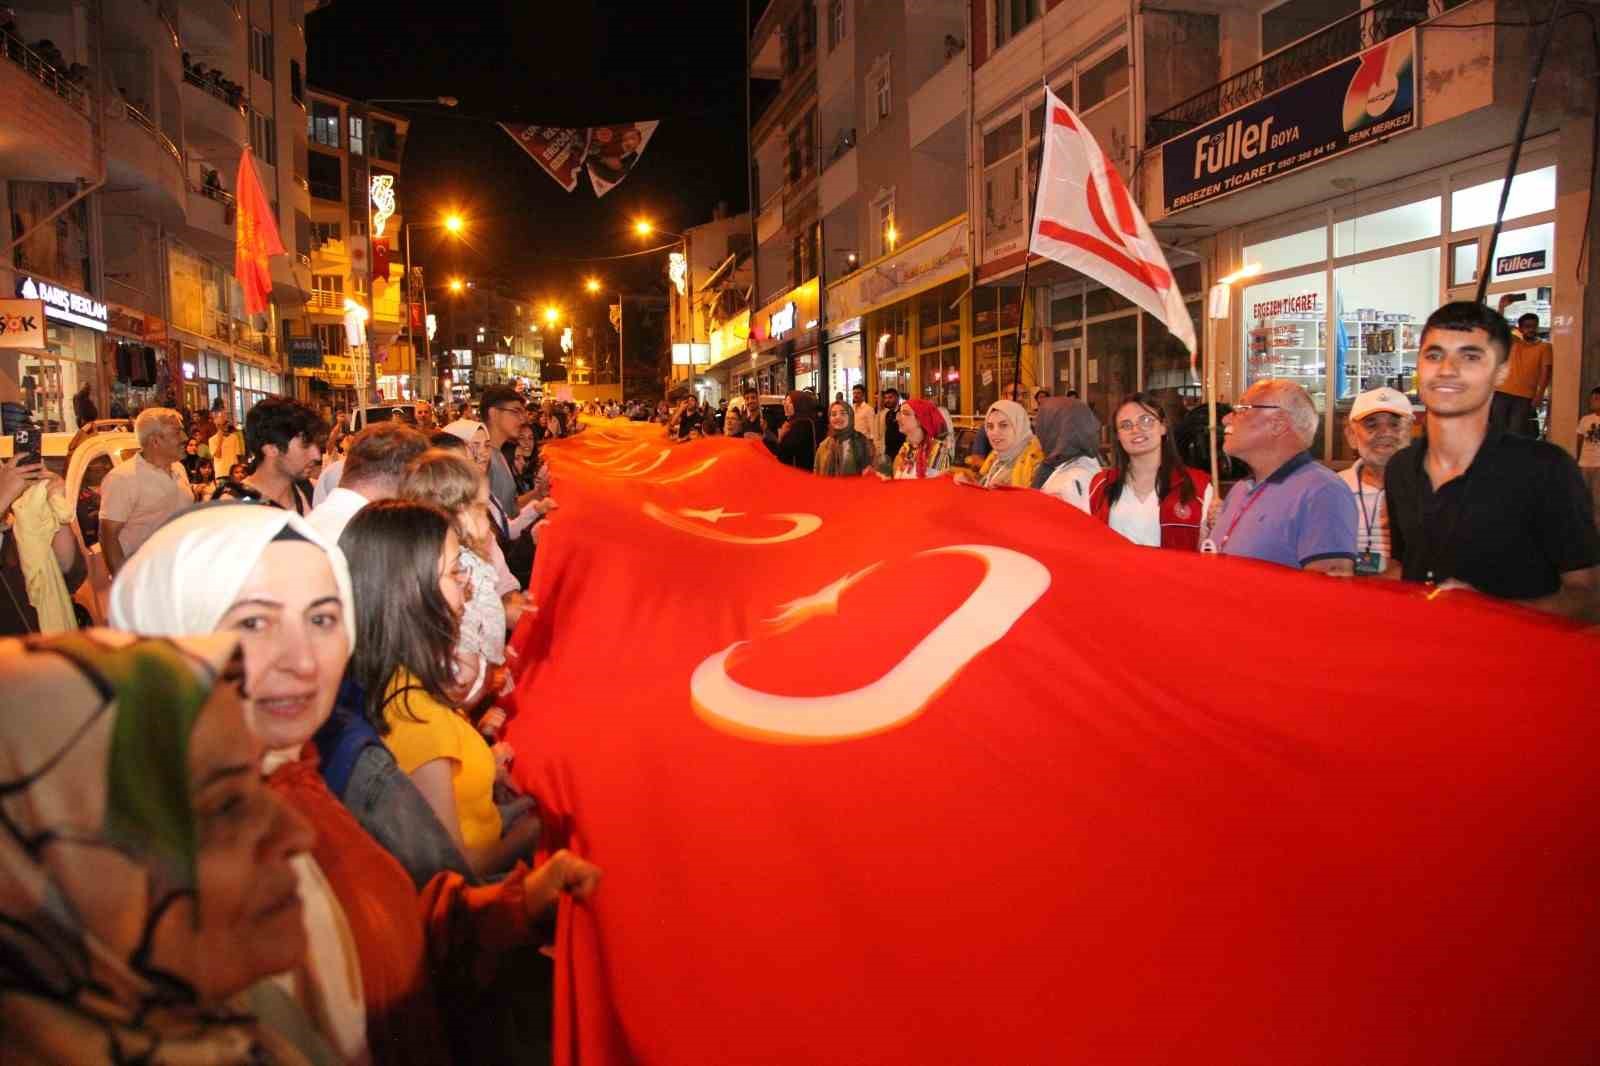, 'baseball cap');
1349,386,1413,423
